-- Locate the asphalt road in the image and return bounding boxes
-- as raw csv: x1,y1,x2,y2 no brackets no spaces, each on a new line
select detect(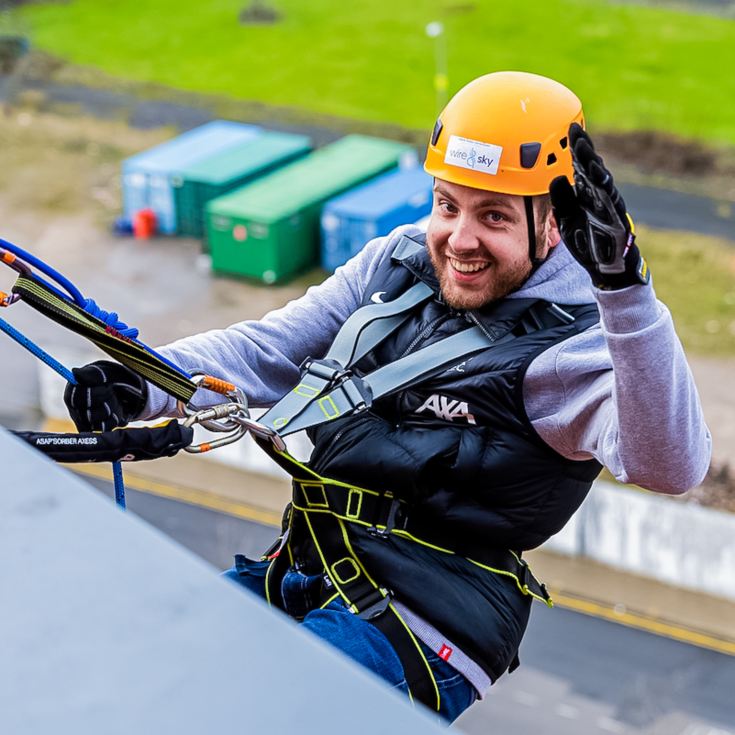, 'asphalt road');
82,476,735,735
618,182,734,242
